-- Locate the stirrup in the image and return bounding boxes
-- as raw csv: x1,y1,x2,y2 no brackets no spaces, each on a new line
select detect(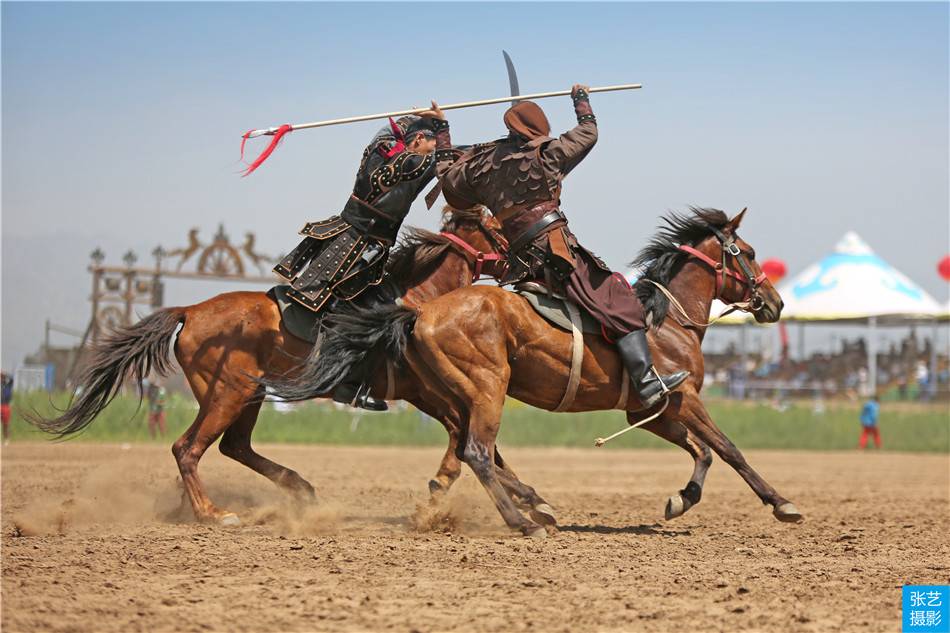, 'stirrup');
637,366,690,408
648,366,671,395
333,383,388,412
